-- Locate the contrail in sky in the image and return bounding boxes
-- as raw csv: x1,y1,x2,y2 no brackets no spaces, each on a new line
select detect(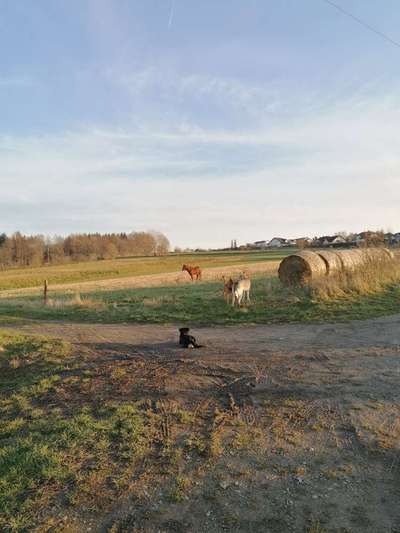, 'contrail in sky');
168,0,175,28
